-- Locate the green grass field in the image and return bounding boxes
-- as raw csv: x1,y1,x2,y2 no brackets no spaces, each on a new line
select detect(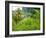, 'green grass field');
12,7,40,31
